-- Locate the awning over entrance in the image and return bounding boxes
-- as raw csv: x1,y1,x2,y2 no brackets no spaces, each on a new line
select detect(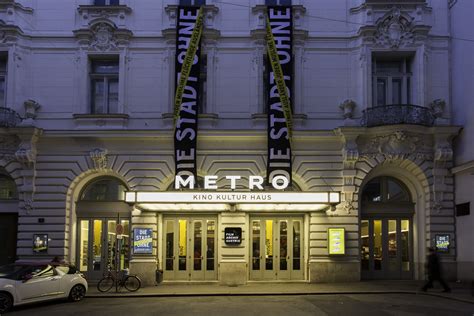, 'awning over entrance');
125,191,340,212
